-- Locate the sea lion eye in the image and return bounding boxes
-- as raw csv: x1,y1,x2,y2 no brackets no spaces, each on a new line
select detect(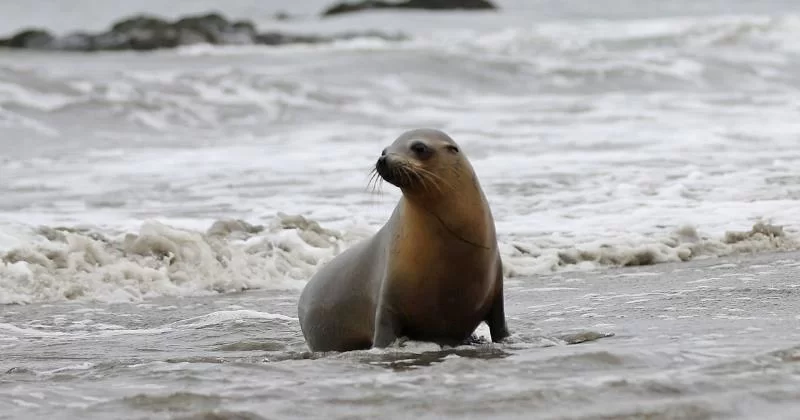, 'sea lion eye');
410,141,432,159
